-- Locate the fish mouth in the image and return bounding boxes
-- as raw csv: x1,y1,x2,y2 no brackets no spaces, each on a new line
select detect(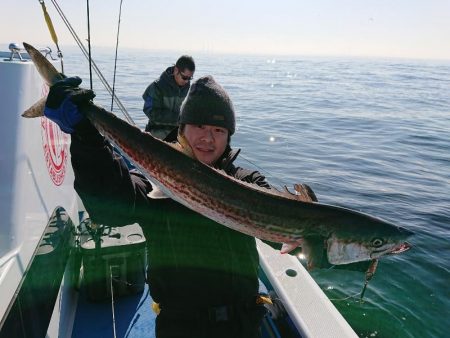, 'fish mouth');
389,242,412,255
